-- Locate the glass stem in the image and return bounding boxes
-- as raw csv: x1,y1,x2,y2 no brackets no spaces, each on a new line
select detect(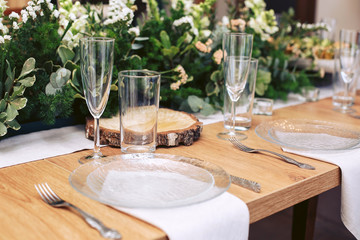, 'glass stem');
94,117,101,154
231,100,236,134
